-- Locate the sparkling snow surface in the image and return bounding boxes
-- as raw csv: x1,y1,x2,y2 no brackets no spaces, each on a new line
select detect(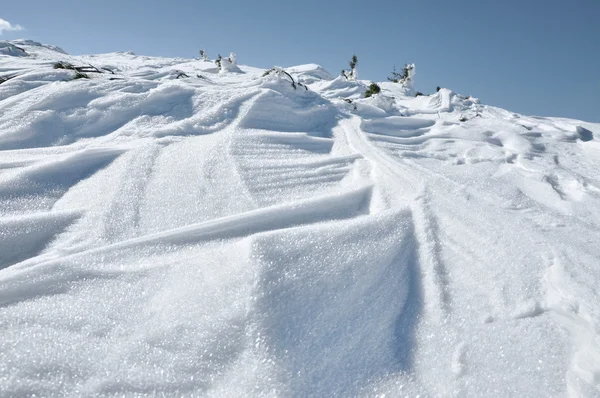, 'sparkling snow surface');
1,41,600,397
